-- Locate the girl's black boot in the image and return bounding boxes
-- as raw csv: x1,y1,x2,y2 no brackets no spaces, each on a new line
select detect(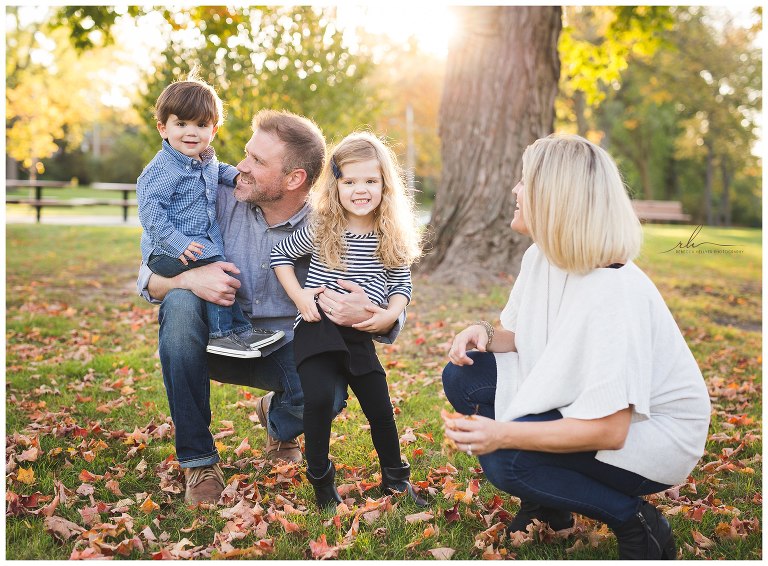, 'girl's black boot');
613,501,676,560
507,499,574,532
306,461,342,510
380,461,428,507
